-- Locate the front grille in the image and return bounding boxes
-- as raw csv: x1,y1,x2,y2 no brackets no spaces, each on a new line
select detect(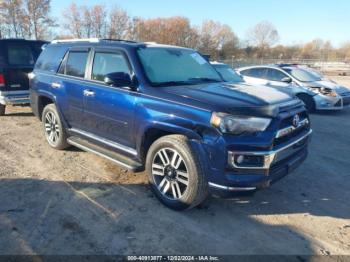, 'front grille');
279,111,308,129
274,110,310,147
